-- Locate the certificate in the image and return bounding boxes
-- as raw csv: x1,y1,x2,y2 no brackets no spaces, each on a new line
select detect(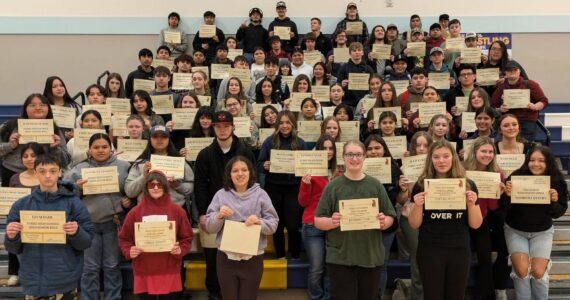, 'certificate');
270,149,295,174
135,221,176,252
172,73,193,90
185,137,214,162
18,119,54,144
227,49,243,61
281,75,296,89
150,155,186,179
172,108,198,130
511,176,550,204
333,48,350,63
445,37,465,52
463,139,476,158
428,72,450,90
496,154,525,177
361,97,376,115
294,150,328,176
192,66,210,77
199,24,216,38
503,89,530,109
410,102,420,113
419,102,446,126
197,95,211,107
163,31,181,43
477,68,499,86
106,98,131,116
346,21,363,35
83,104,111,125
339,198,380,231
233,117,252,138
0,187,31,215
273,26,291,40
322,106,336,119
455,96,469,113
210,64,231,80
152,59,174,70
20,210,66,244
363,157,392,184
391,80,410,96
335,142,345,166
402,154,427,183
219,220,261,256
371,44,392,60
151,95,174,115
199,228,217,248
111,114,129,137
229,68,252,88
258,128,274,145
348,73,370,90
339,121,359,142
383,136,407,159
297,121,322,142
303,51,322,68
461,48,481,64
466,171,501,199
73,128,106,155
81,166,120,195
407,42,426,57
461,112,477,133
116,139,147,162
424,178,467,210
290,92,313,112
252,103,279,125
373,107,402,128
133,79,155,92
50,105,76,128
